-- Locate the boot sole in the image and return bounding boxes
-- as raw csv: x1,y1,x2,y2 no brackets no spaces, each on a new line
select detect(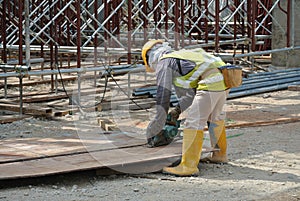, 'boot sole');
162,170,200,177
200,157,228,164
